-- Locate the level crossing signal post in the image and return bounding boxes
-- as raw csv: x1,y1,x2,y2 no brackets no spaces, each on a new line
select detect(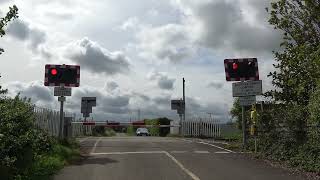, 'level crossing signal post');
45,64,80,139
224,58,262,149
